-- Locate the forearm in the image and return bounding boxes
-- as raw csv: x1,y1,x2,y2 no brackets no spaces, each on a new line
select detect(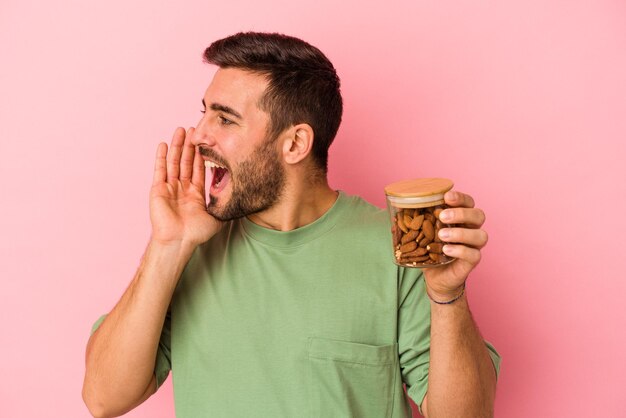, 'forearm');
82,240,194,417
422,294,496,418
